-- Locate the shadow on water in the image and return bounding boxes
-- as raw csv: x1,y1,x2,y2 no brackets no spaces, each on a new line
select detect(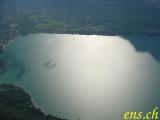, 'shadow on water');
122,35,160,62
43,60,57,69
121,35,160,106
